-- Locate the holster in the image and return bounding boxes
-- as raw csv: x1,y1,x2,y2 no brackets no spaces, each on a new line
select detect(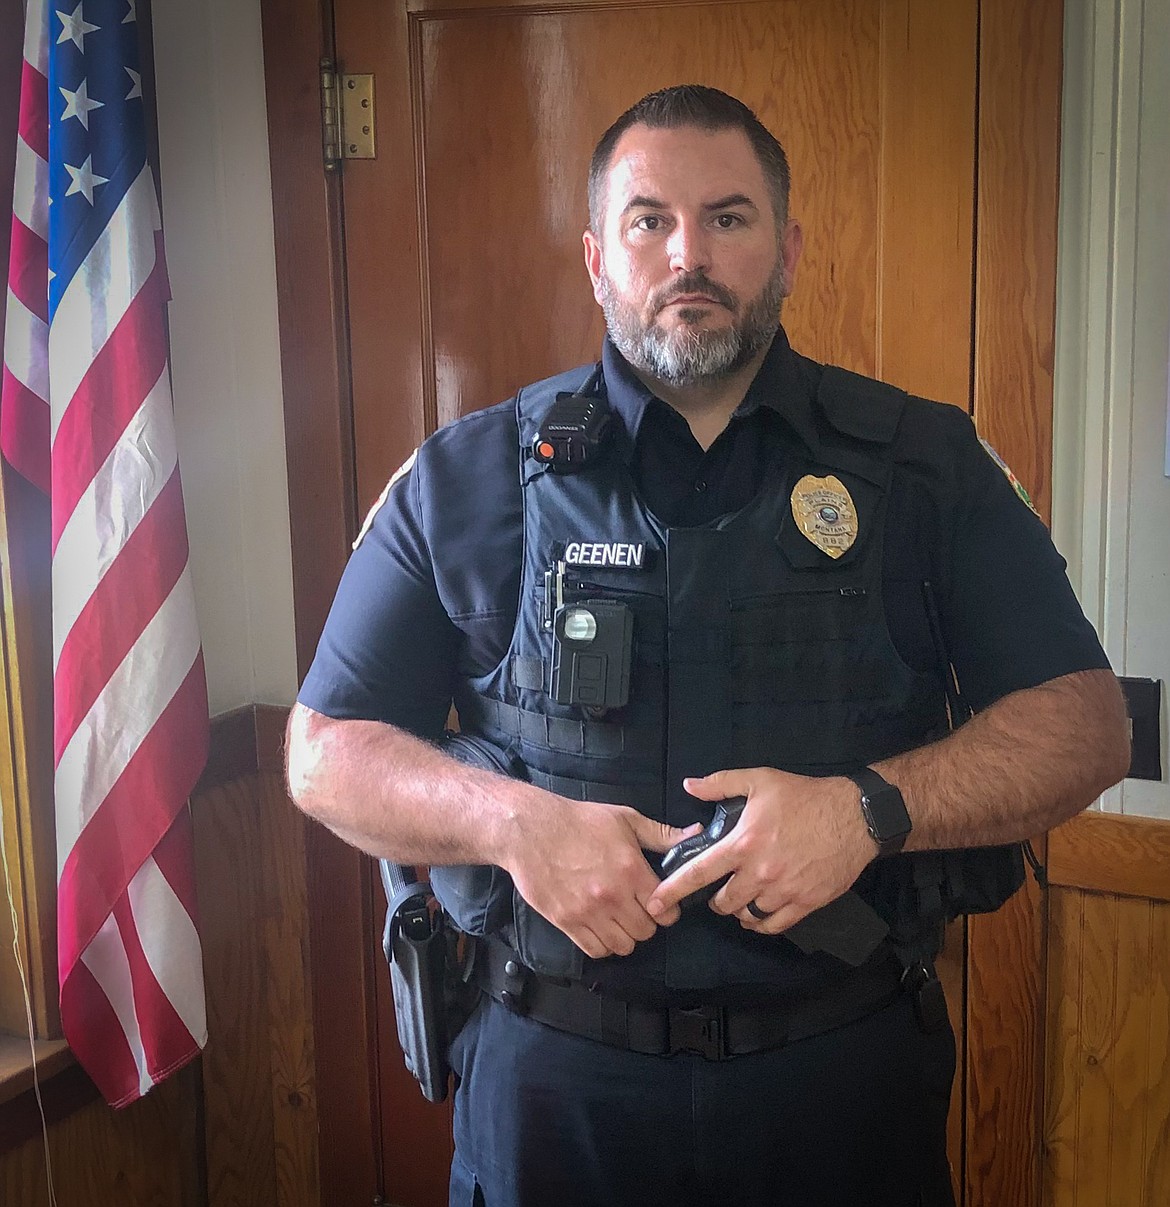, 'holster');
380,862,466,1104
